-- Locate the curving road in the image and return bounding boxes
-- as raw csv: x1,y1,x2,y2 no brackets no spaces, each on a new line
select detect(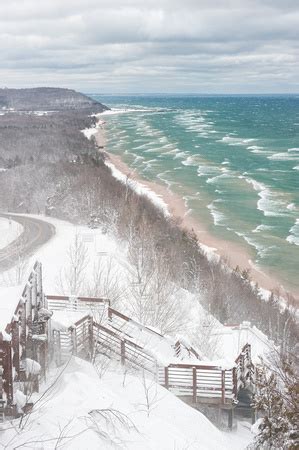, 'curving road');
0,213,55,272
